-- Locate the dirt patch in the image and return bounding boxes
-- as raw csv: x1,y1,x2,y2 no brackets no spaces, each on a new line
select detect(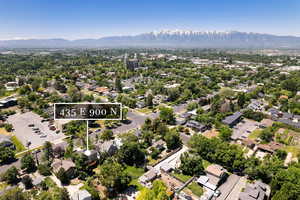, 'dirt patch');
203,129,219,138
